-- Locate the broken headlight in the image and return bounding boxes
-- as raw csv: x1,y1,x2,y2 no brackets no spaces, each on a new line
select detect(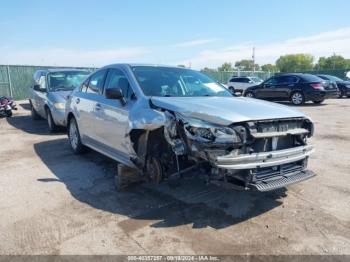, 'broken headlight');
185,122,241,144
